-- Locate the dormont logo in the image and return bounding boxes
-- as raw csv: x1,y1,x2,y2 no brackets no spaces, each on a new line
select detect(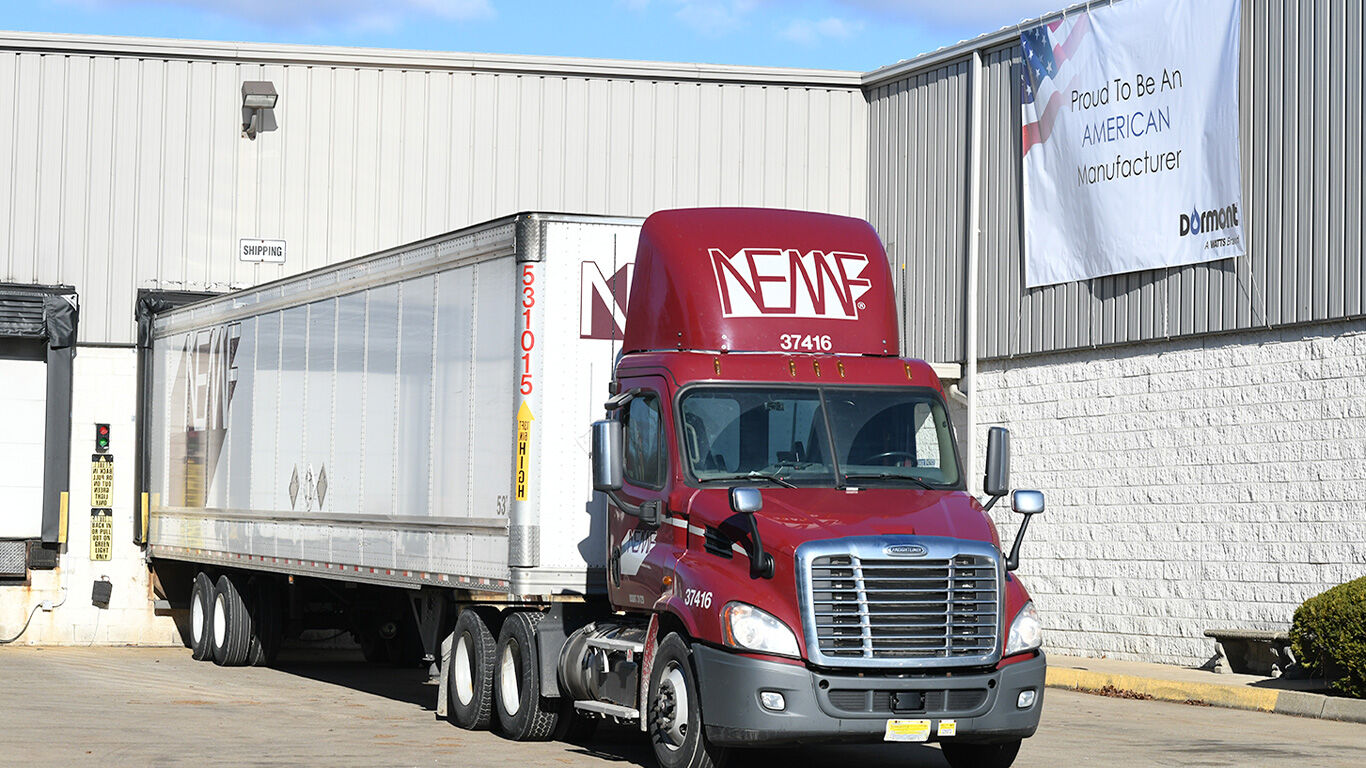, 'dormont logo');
709,247,873,320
